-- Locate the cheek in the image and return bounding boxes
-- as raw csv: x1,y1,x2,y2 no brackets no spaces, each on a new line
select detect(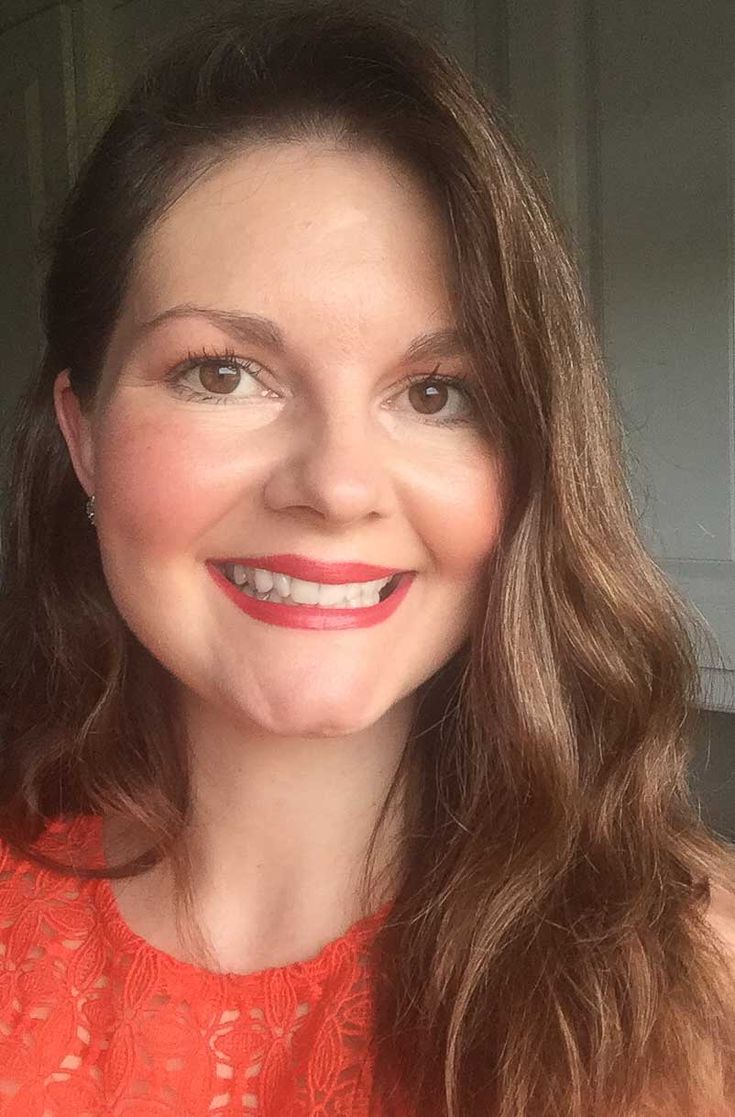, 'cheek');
93,397,506,575
421,449,505,578
93,407,229,549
